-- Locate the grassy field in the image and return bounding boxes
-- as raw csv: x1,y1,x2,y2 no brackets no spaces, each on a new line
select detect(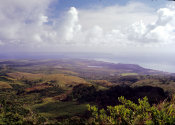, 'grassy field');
6,72,90,92
32,101,88,119
0,81,12,89
7,72,89,86
121,73,138,76
132,79,175,93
